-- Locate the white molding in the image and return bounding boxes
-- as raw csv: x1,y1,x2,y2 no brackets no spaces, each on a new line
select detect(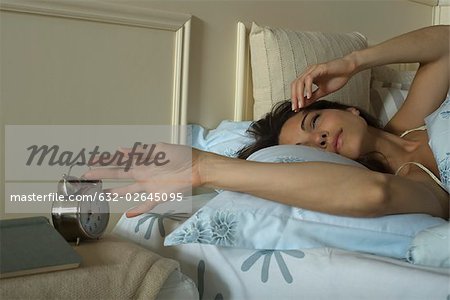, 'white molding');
412,0,450,6
172,19,191,144
433,5,440,23
438,0,450,6
1,0,191,144
234,21,246,121
409,0,439,6
0,0,190,30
